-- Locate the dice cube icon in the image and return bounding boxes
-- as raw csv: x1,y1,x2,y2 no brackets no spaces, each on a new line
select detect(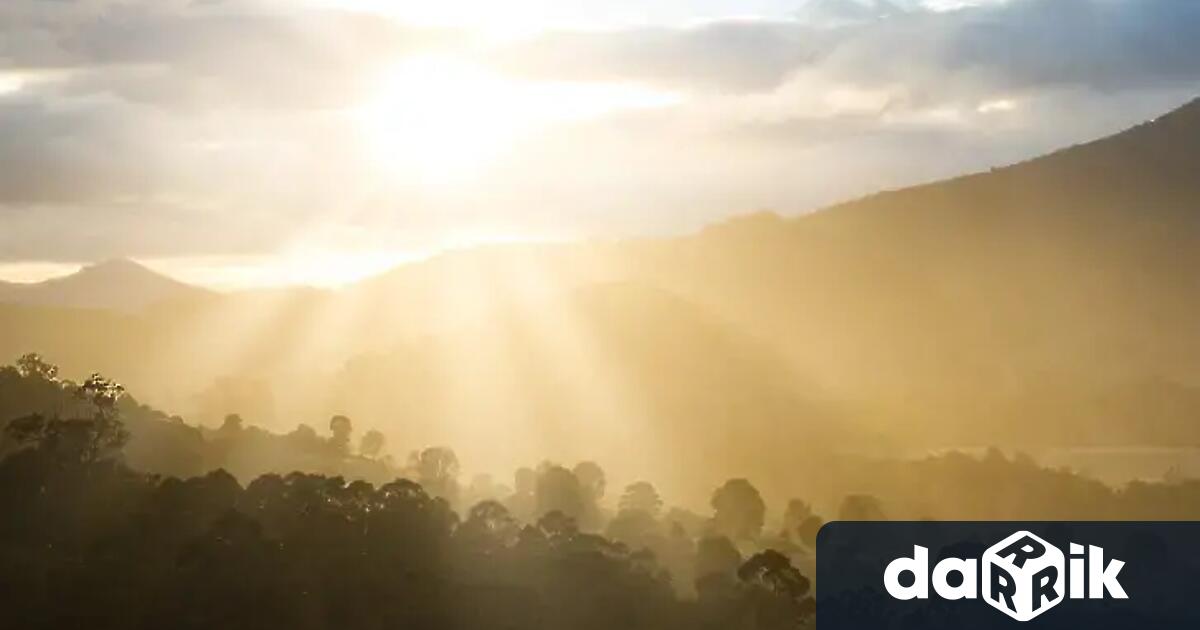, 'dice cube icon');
982,531,1064,621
